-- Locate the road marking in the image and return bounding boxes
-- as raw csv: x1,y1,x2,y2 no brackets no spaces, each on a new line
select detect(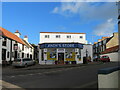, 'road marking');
0,80,25,89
